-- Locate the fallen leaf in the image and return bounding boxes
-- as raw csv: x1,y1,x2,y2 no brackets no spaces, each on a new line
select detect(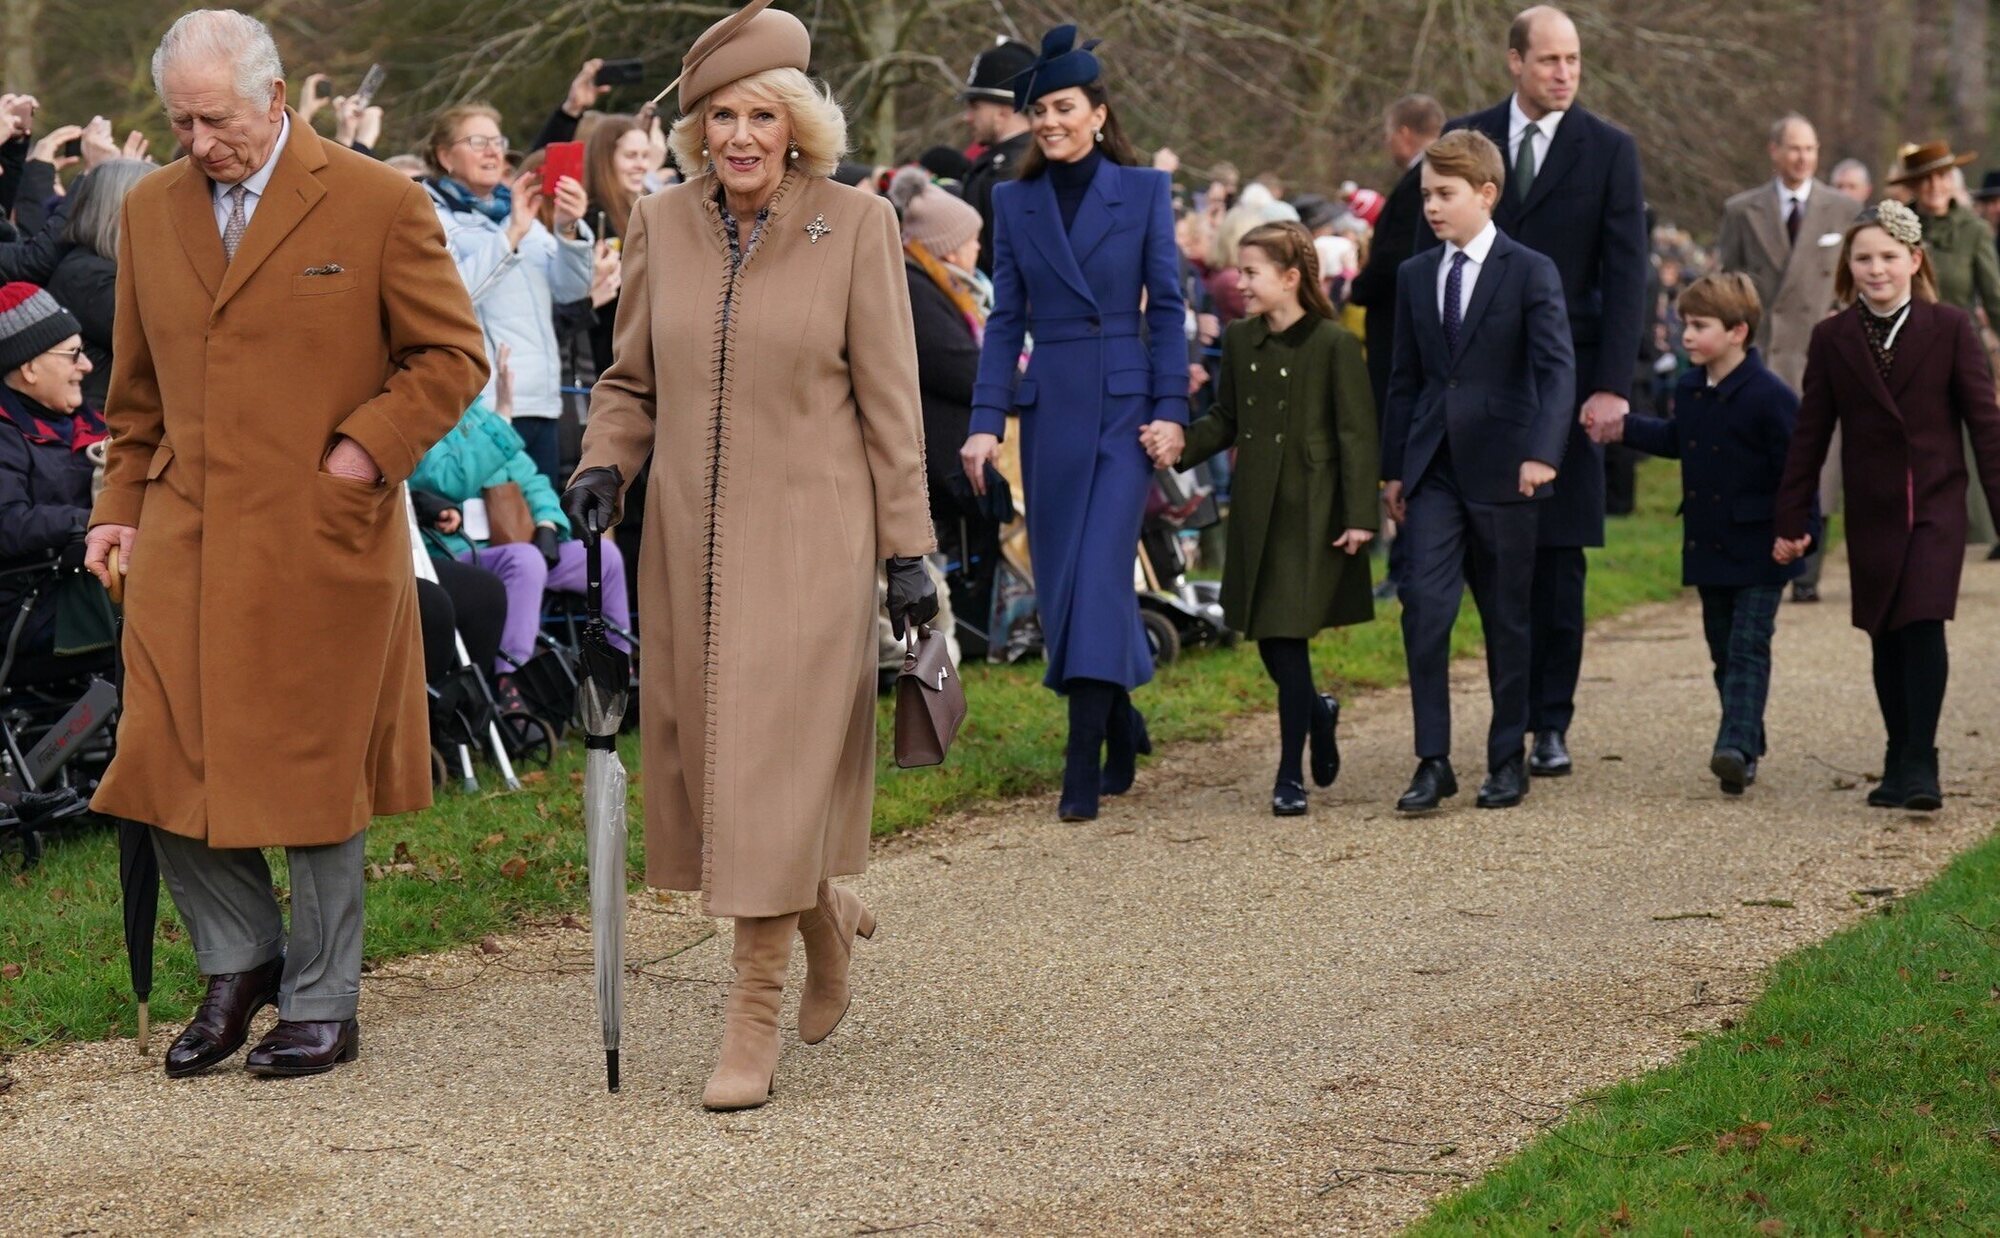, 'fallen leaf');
1914,1102,1933,1117
500,857,529,880
0,962,21,980
393,841,413,864
558,914,585,930
1608,1200,1632,1228
521,771,548,786
475,833,506,852
1937,969,1958,983
478,935,503,955
1743,1189,1770,1208
1754,1220,1787,1235
1716,1121,1771,1154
